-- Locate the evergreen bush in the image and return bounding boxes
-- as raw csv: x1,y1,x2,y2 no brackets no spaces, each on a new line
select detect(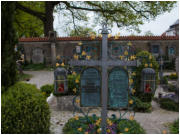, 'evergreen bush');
40,84,54,97
170,119,179,134
159,98,179,112
133,97,152,112
1,82,50,133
